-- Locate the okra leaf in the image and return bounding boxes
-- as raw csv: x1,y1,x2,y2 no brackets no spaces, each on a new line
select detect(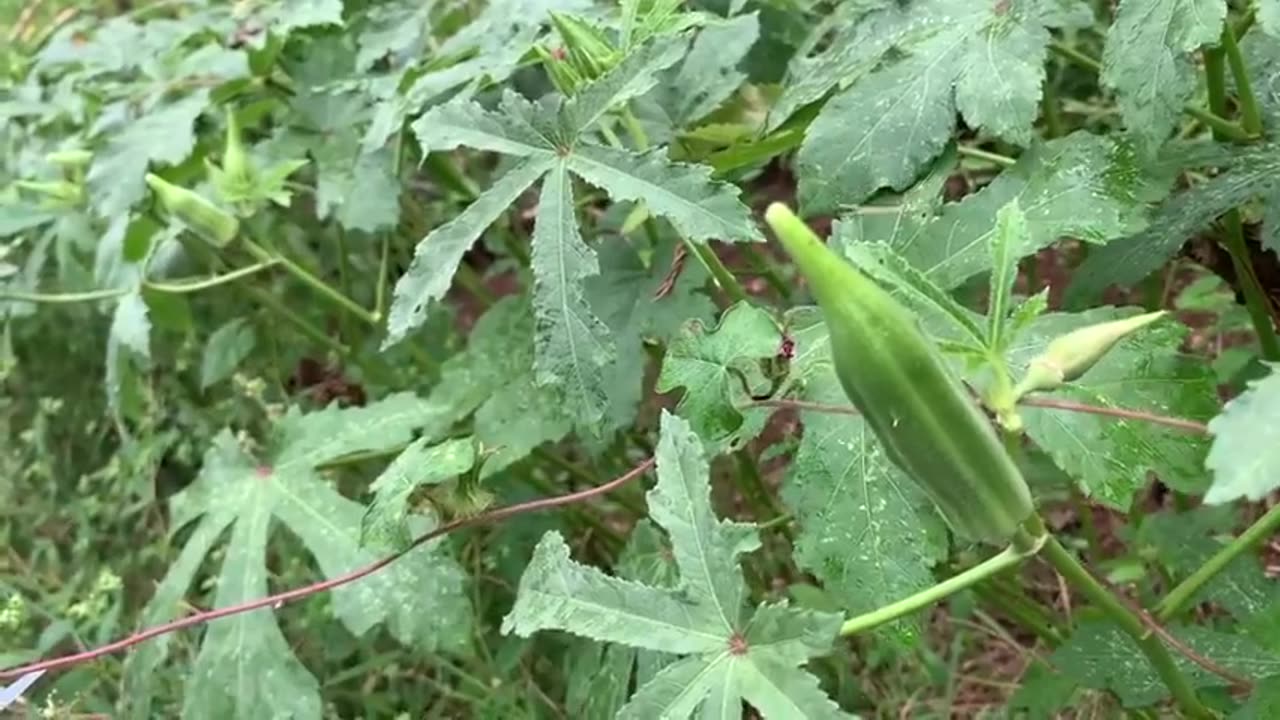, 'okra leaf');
425,296,574,475
778,310,949,636
841,240,987,351
1050,619,1280,708
563,521,679,720
1203,365,1280,504
1008,308,1219,510
567,143,760,243
413,91,560,159
384,157,553,347
1235,676,1280,720
795,0,1092,213
838,132,1155,294
655,302,781,447
531,161,616,428
986,200,1028,353
1263,1,1280,37
1066,142,1280,307
360,437,477,552
634,13,760,137
1101,0,1226,151
502,411,852,719
121,394,471,718
199,318,256,390
87,92,211,218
